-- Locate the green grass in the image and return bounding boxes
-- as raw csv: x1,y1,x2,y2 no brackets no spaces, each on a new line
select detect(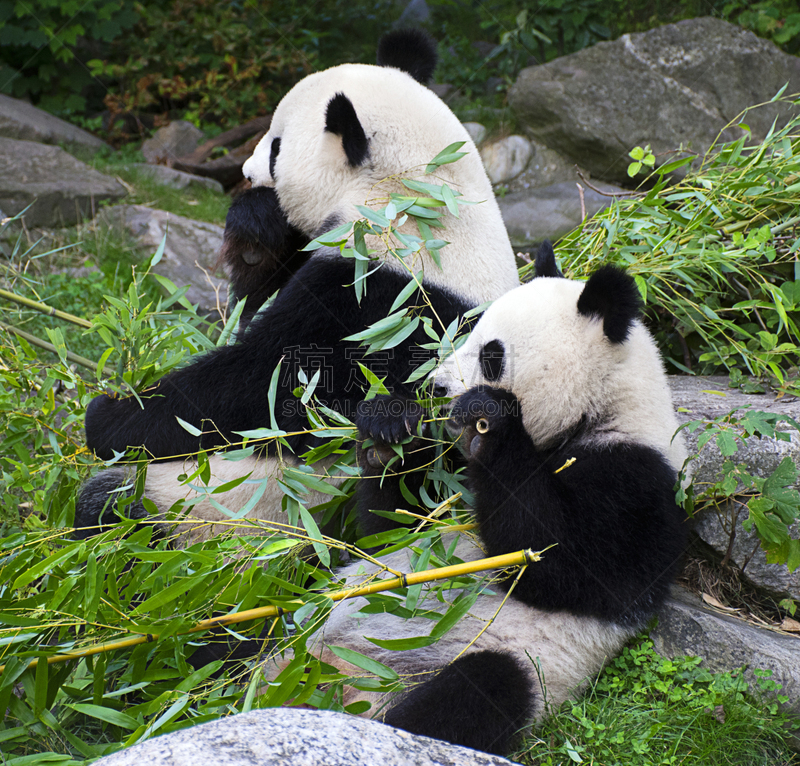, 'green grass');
516,638,798,766
91,147,230,226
